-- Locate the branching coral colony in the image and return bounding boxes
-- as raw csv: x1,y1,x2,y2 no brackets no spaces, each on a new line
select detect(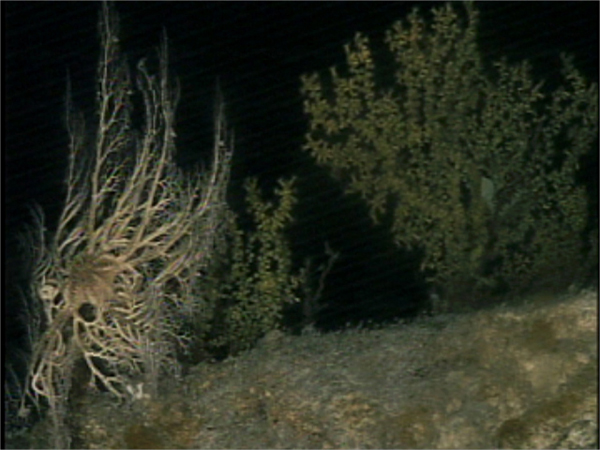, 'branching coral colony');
301,2,598,309
18,3,232,443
